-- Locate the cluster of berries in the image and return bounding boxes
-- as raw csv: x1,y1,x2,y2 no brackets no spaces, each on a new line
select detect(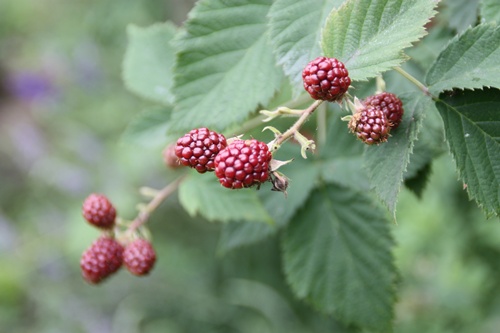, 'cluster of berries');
172,127,273,190
302,56,404,145
80,194,156,284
